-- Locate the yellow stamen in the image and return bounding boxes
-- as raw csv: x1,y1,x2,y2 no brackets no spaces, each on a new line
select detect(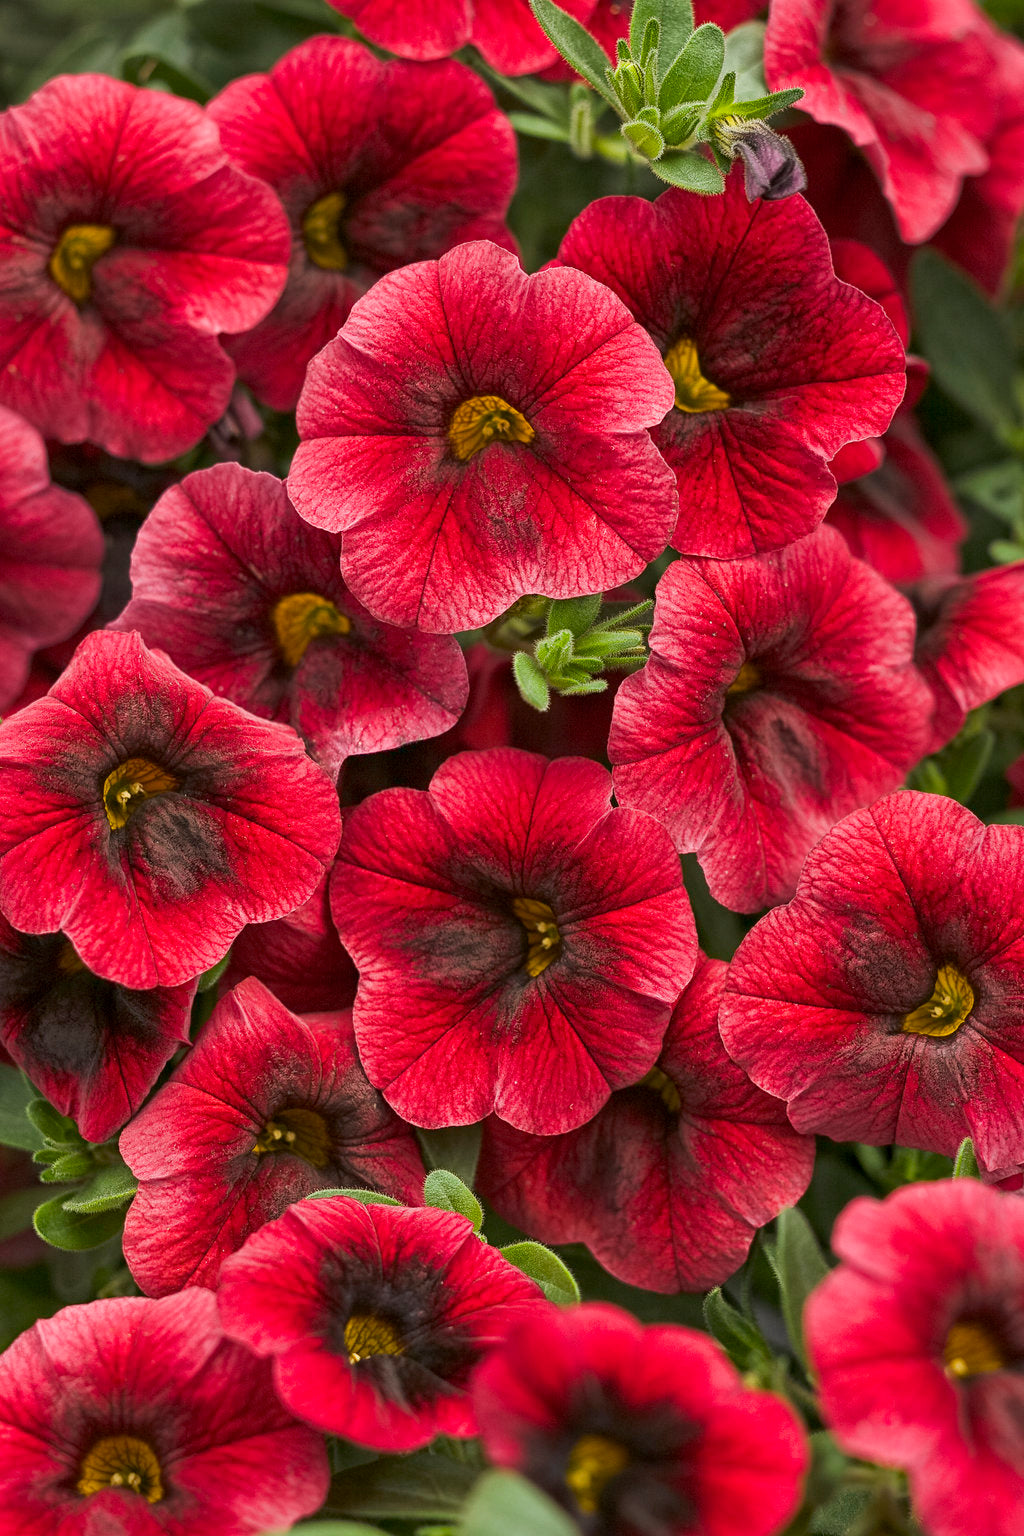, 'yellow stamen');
664,336,731,414
943,1320,1005,1379
448,395,535,462
902,964,974,1038
272,592,351,668
565,1434,629,1515
302,191,348,271
511,897,563,978
77,1435,163,1503
49,224,116,305
102,758,180,832
344,1312,405,1364
251,1107,330,1168
727,661,761,696
641,1065,682,1115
